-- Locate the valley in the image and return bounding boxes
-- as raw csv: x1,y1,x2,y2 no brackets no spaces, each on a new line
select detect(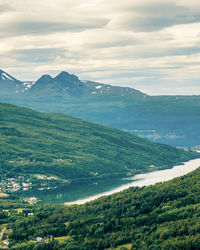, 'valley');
1,70,200,249
0,102,198,198
1,0,200,248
